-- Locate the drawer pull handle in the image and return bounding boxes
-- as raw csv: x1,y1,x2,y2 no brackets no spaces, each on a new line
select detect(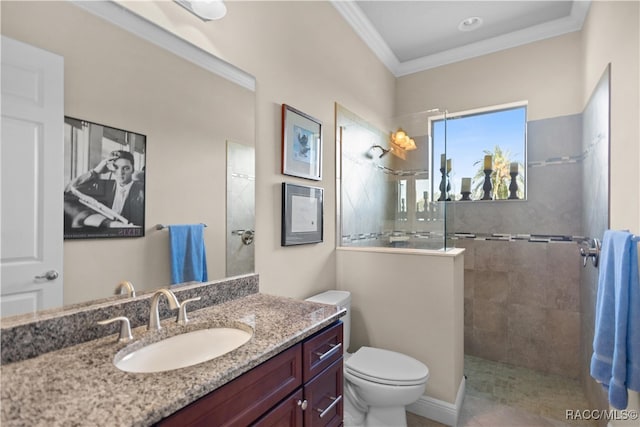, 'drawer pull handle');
315,343,342,360
317,395,342,418
297,399,308,410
